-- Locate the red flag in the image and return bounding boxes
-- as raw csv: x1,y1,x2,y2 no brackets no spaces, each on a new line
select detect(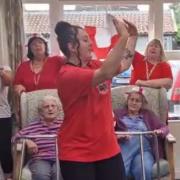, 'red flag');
85,26,119,60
